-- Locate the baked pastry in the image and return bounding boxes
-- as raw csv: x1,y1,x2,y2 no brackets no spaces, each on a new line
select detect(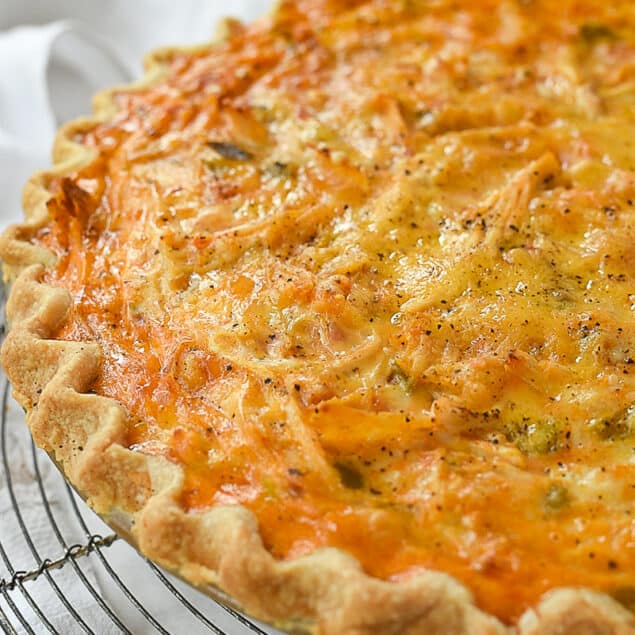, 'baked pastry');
2,0,635,633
